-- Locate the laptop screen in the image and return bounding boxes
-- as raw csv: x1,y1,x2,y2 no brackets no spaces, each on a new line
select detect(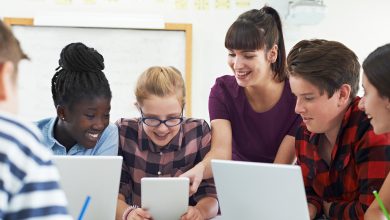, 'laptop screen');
52,156,123,220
